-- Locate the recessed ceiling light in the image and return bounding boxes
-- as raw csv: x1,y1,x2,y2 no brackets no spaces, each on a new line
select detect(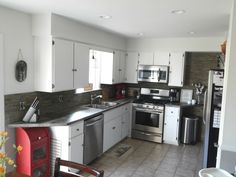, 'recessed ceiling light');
171,9,186,14
137,33,144,36
189,31,195,35
99,15,112,19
